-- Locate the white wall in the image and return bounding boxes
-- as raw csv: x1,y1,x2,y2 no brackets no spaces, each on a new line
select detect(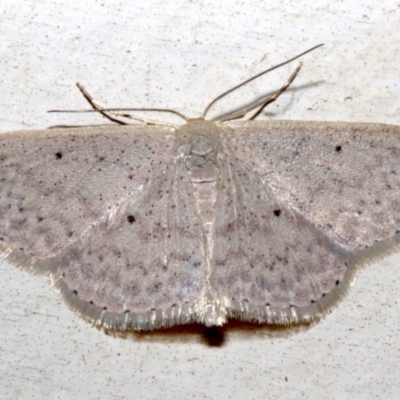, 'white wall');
0,1,399,399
